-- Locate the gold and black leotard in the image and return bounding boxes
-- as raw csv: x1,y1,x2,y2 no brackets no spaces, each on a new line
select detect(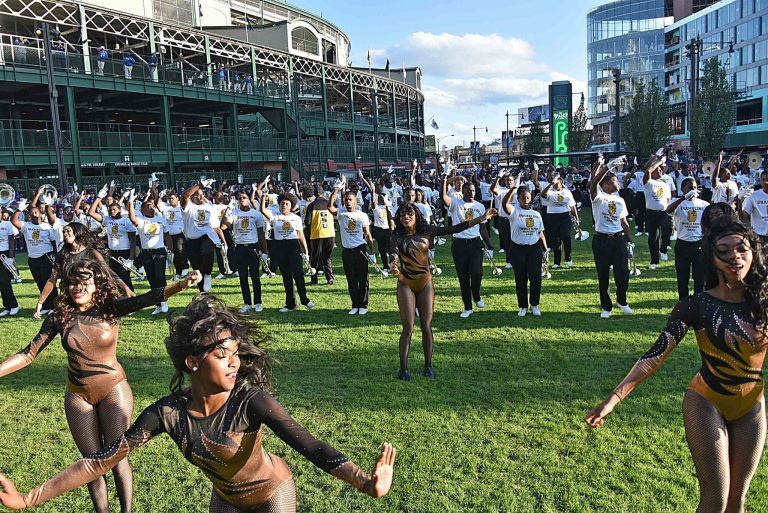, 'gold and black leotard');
22,386,370,510
390,221,478,293
613,292,767,421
